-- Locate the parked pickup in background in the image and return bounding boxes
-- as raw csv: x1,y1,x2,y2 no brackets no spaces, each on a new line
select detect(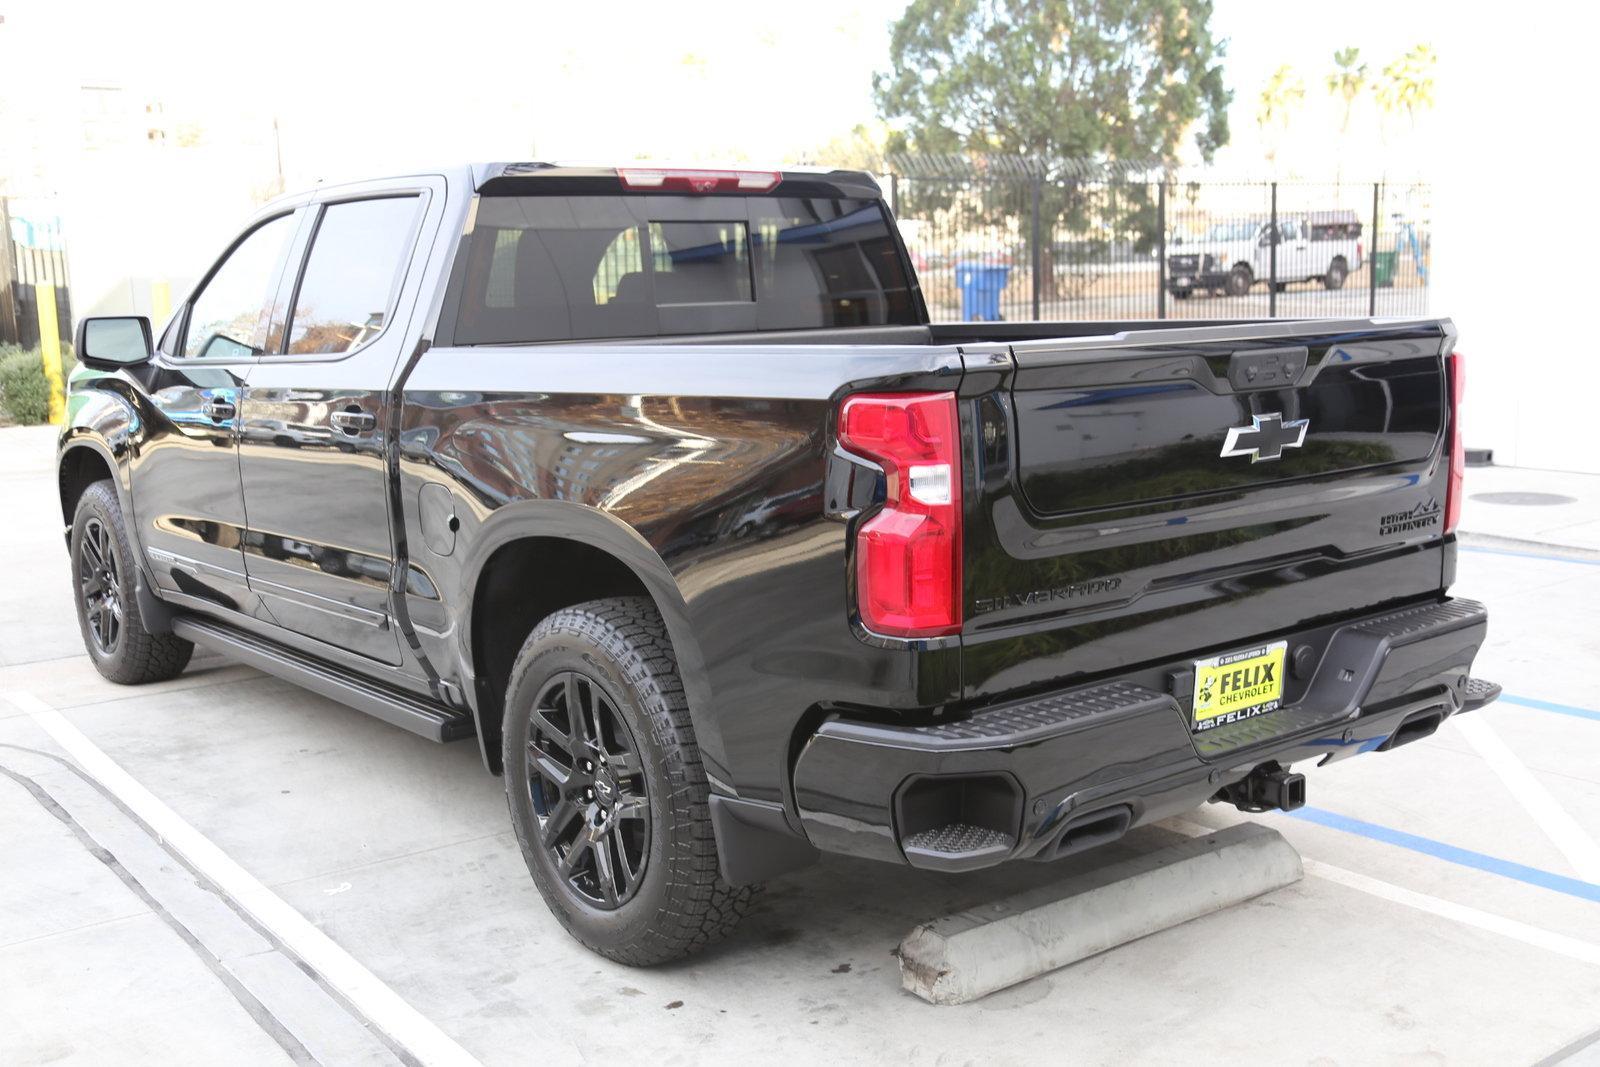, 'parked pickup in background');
1169,210,1364,298
58,164,1493,965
